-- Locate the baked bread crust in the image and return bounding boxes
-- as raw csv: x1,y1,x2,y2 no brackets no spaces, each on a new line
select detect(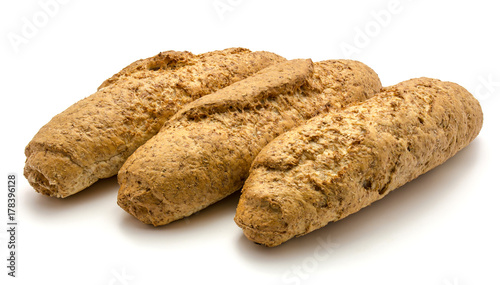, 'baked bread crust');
234,77,483,246
117,59,382,226
24,48,284,198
